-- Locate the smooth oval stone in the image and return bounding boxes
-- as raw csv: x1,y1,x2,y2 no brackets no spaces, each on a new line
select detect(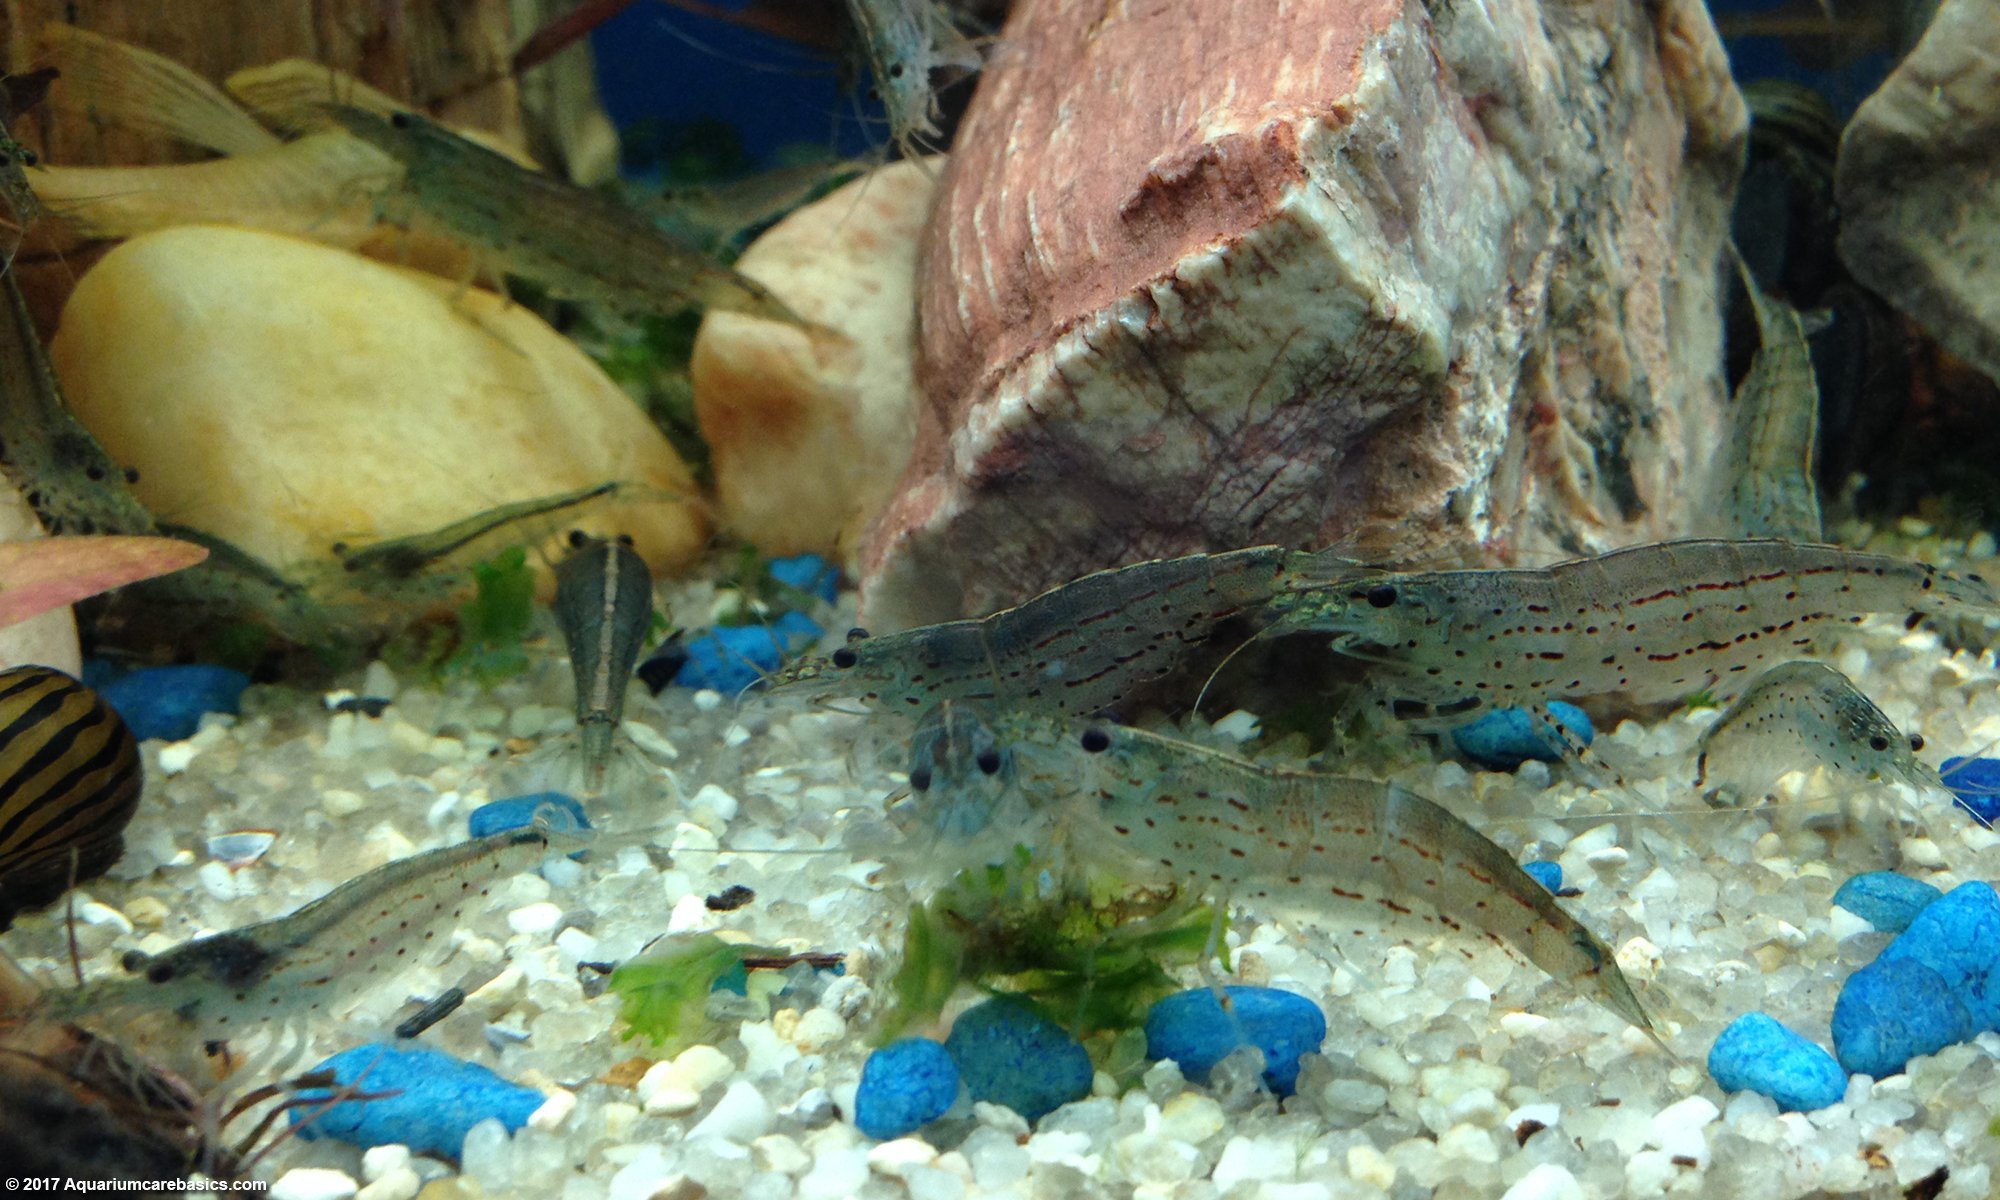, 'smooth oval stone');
1875,881,2000,1029
673,611,824,693
467,792,591,839
1145,985,1328,1096
1831,958,1976,1078
290,1043,543,1158
1940,756,2000,825
1451,702,1594,771
1831,871,1942,934
1707,1013,1847,1113
943,998,1092,1123
1522,861,1564,893
854,1038,962,1139
97,663,249,742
